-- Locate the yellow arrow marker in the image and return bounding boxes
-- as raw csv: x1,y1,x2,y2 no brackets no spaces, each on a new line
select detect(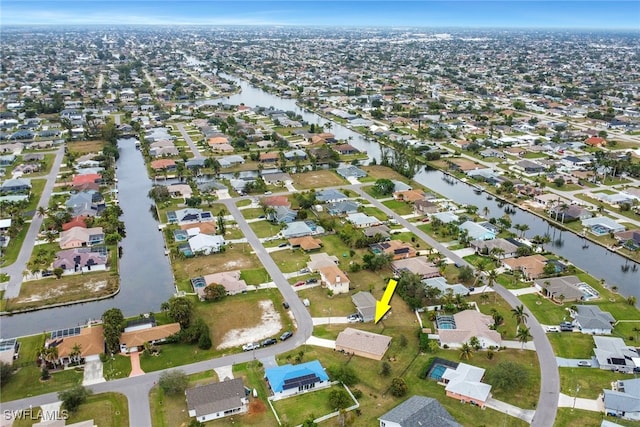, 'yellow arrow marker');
375,279,398,323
